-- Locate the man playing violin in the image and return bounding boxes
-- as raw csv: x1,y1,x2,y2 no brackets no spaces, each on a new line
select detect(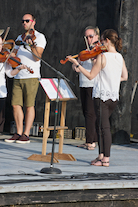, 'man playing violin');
5,13,46,144
73,26,100,150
